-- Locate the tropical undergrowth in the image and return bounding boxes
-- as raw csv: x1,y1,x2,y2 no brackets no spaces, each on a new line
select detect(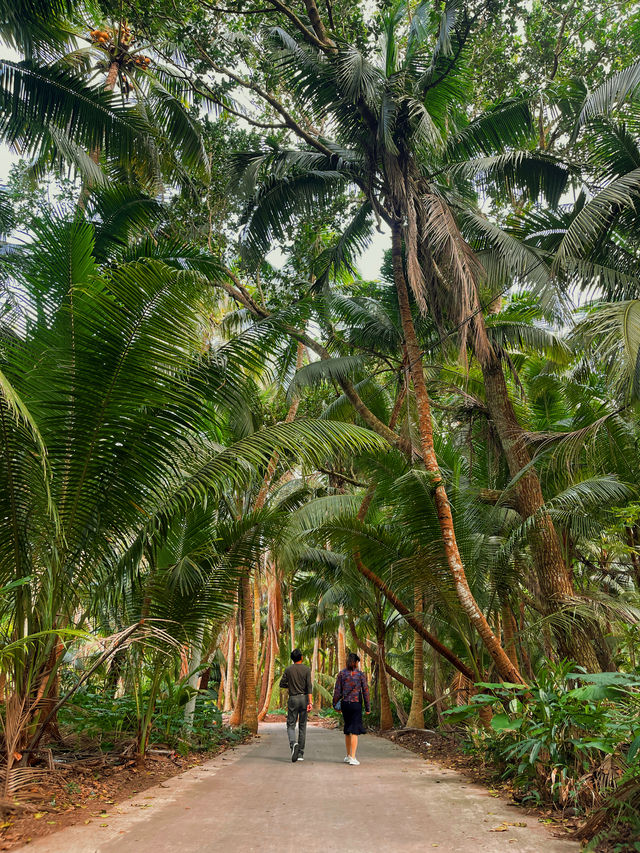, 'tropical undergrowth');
444,662,640,847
